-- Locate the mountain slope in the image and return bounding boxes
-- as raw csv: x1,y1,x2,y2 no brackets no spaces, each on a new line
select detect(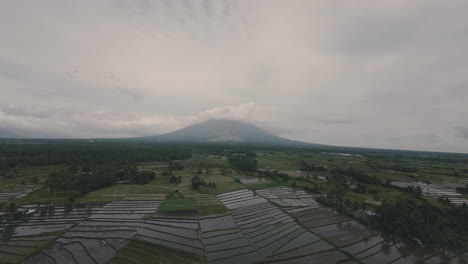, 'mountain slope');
135,119,305,145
